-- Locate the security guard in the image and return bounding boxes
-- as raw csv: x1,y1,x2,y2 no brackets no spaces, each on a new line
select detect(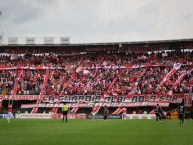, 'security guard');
62,102,69,123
